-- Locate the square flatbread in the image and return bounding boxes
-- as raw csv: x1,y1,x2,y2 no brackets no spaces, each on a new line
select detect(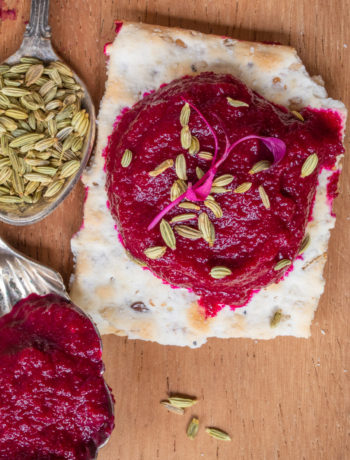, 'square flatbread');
70,22,347,347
